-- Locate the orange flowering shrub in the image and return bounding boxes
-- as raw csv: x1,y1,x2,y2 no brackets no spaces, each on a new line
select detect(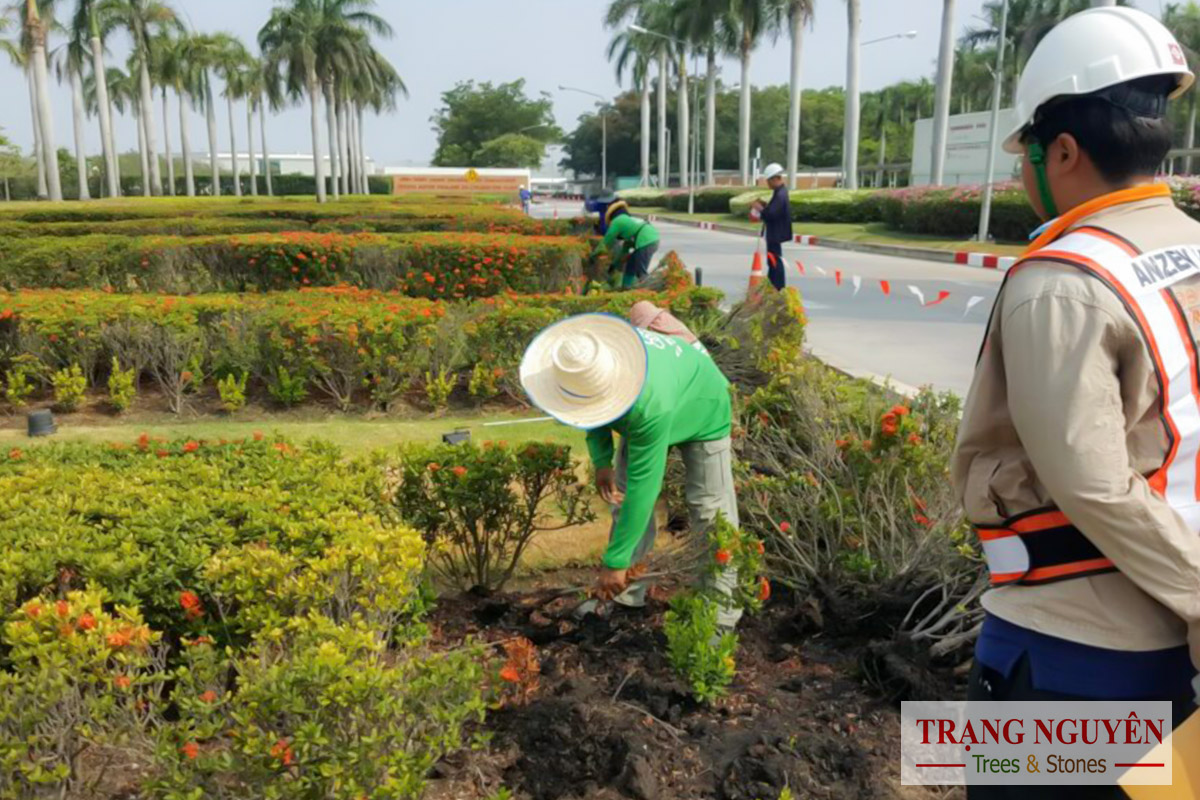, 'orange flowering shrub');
0,281,719,413
0,230,595,296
